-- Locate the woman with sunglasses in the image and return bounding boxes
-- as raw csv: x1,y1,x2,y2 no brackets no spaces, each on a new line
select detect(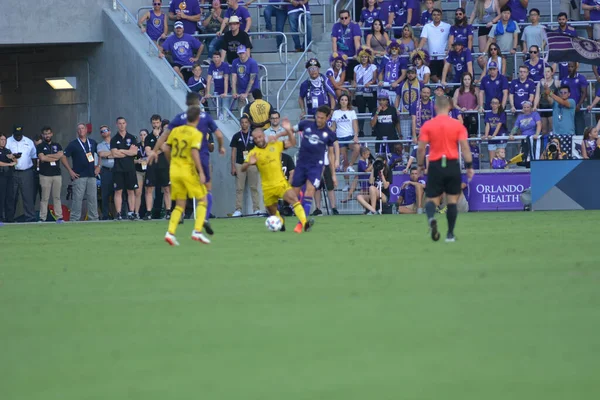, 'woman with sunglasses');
470,0,501,62
399,24,417,54
523,45,546,83
453,72,480,137
365,19,390,67
535,65,560,134
478,43,506,80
